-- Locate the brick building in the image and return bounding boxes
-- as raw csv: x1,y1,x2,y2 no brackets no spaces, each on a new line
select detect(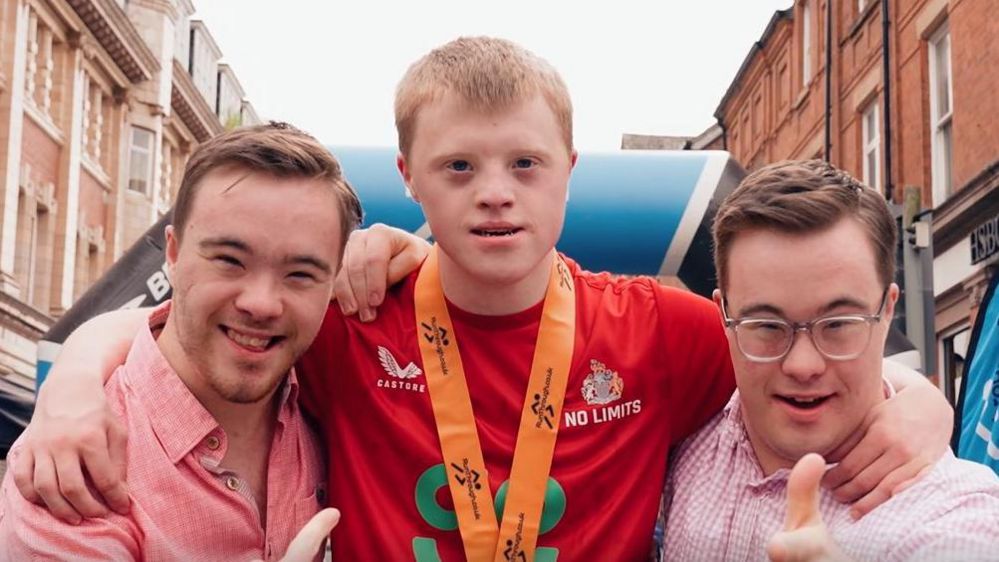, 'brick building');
685,0,997,403
0,0,260,389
